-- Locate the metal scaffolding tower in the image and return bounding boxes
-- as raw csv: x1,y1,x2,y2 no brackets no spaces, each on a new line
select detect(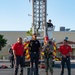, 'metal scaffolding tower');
32,0,47,37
